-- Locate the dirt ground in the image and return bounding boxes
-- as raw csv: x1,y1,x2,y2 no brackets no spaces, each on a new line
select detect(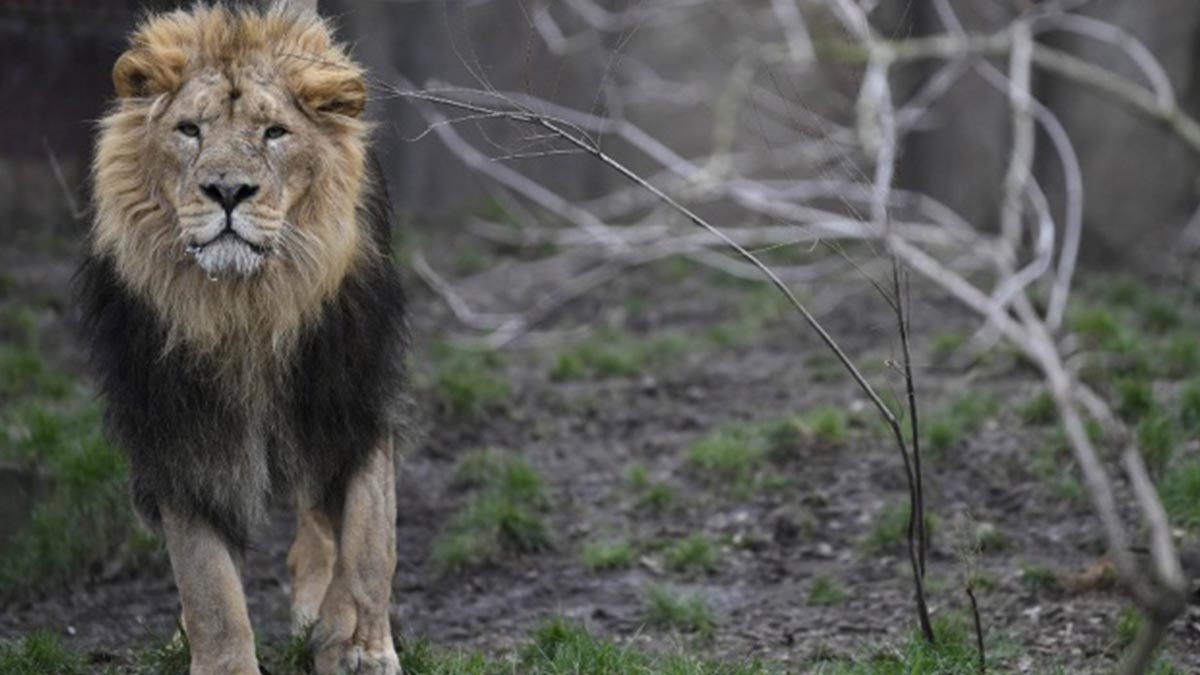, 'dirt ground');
1,231,1199,674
